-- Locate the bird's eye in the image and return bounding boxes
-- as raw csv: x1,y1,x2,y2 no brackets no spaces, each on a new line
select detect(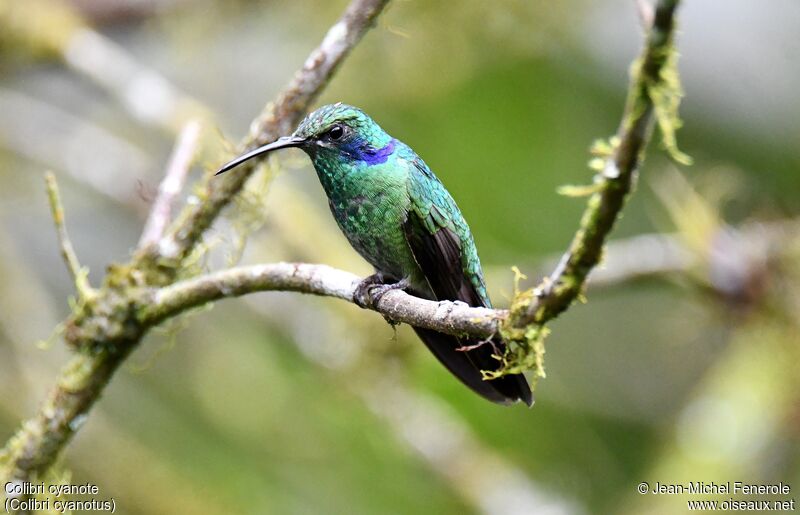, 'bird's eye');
328,125,344,140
